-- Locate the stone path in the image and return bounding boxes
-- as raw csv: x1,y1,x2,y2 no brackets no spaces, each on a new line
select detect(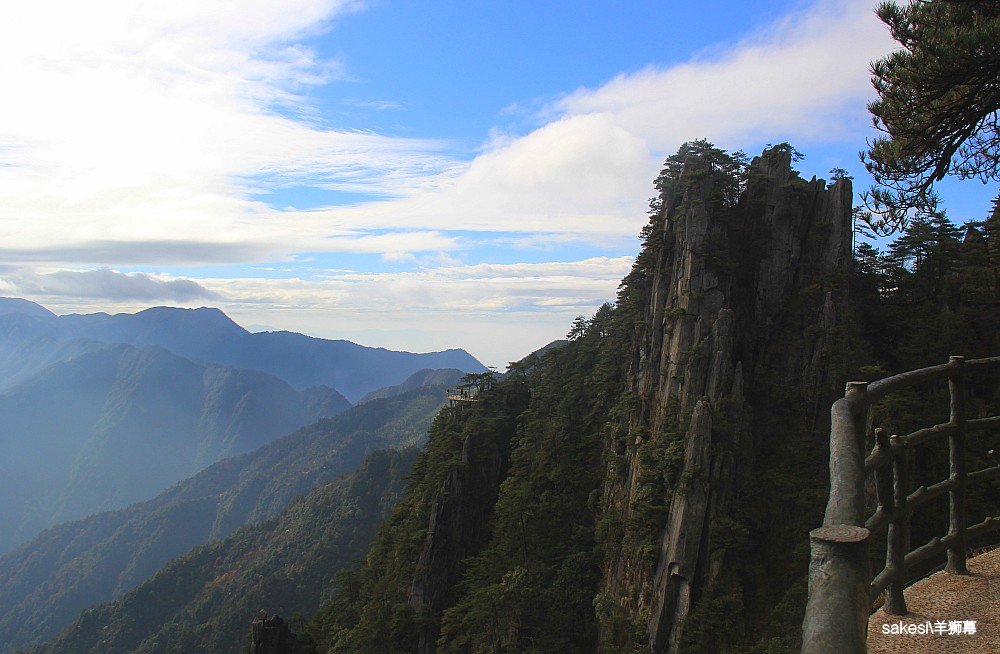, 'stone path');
867,547,999,653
